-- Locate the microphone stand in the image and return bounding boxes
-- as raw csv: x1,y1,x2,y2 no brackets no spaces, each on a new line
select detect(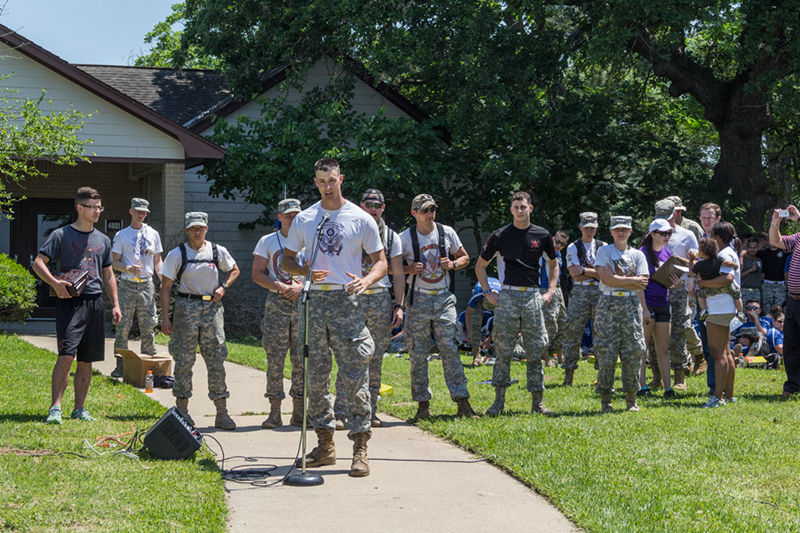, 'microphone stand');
284,215,328,487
